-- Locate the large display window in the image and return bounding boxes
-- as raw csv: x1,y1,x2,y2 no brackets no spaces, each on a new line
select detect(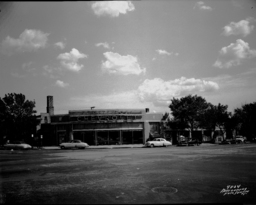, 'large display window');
96,131,109,145
109,131,120,145
133,131,143,144
122,130,133,144
73,131,95,145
